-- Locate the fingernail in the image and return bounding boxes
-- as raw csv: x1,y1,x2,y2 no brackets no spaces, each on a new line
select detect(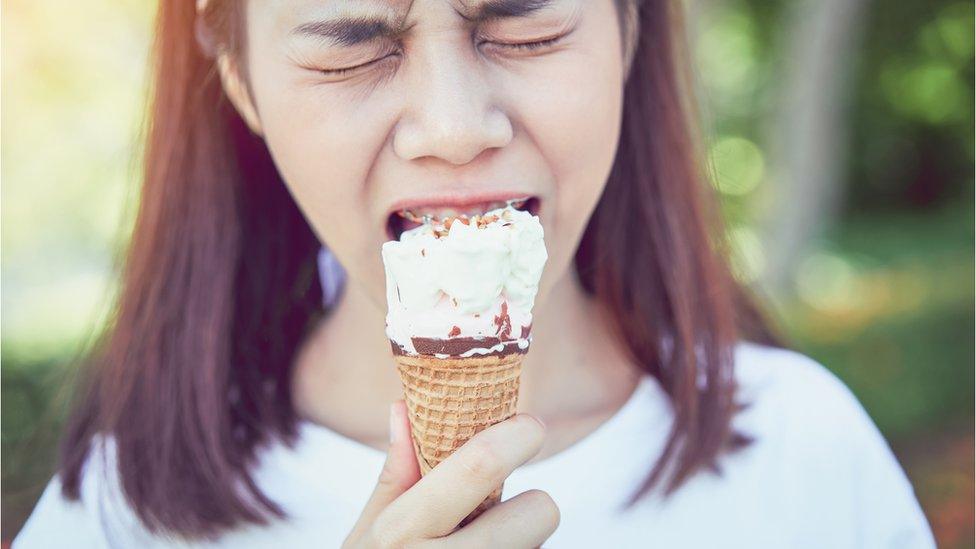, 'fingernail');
389,403,399,444
525,413,546,430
